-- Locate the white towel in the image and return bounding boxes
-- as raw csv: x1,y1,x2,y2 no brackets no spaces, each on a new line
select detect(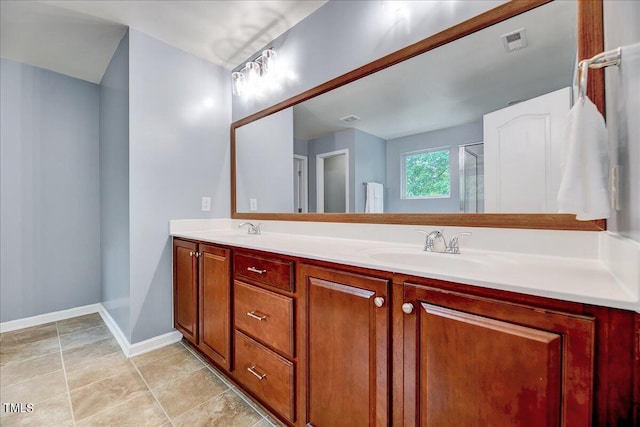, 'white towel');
557,96,610,220
364,182,384,213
